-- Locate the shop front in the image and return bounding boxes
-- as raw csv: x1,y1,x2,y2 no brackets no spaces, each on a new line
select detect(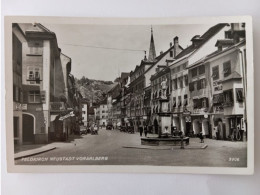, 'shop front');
191,113,210,137
225,115,245,141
